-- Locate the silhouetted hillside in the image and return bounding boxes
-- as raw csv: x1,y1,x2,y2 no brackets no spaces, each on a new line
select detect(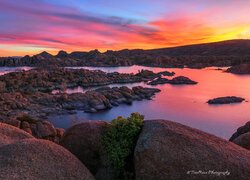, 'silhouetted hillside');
1,39,250,68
